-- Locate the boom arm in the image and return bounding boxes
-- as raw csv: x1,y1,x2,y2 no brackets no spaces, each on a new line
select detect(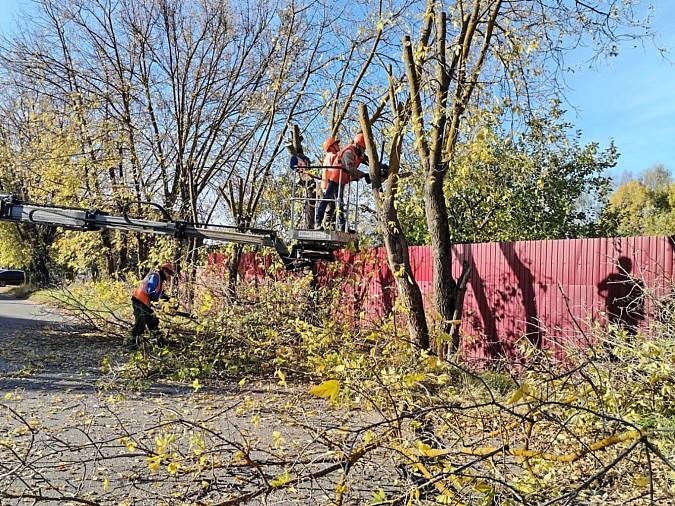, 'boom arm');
0,194,310,269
